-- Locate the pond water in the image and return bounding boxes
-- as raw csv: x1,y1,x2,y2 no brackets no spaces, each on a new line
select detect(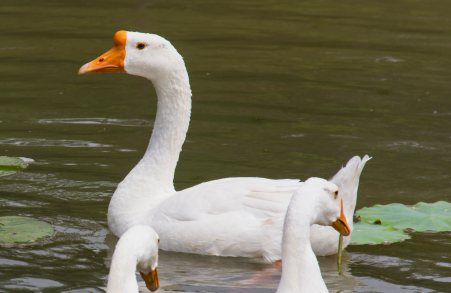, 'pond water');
1,0,451,292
